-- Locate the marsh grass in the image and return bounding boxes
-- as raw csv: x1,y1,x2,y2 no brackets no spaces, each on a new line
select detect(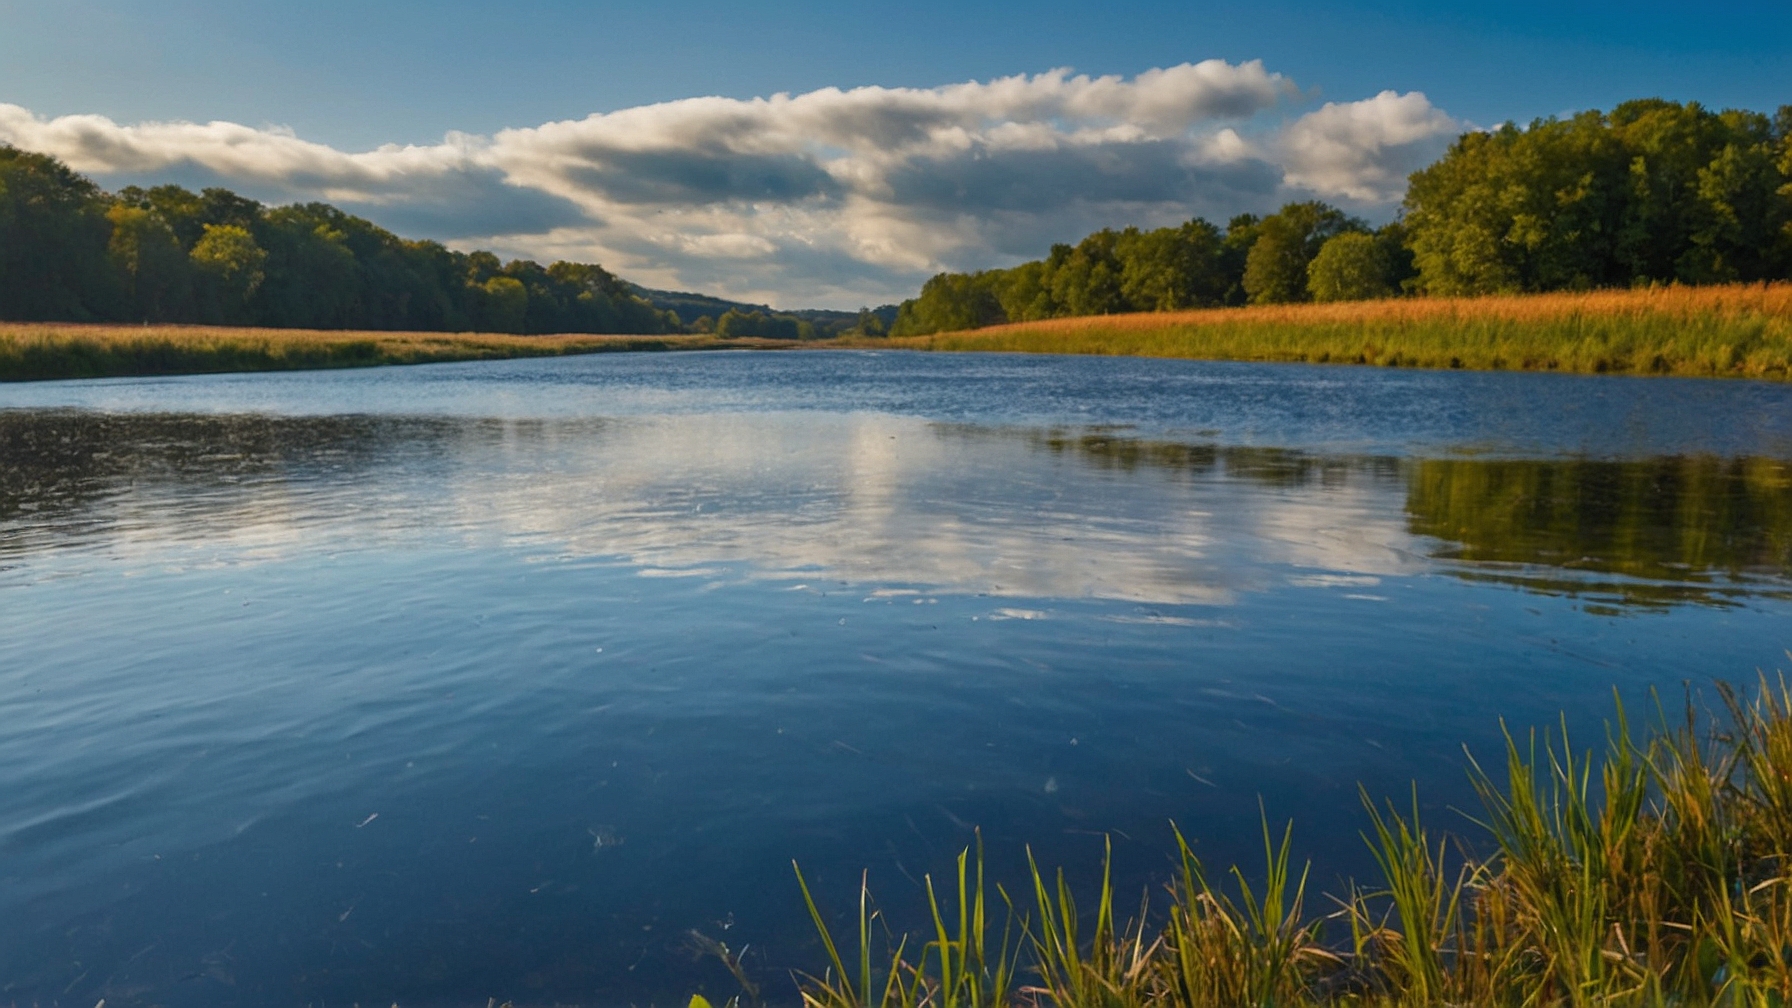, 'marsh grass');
0,322,787,381
789,677,1792,1007
794,842,1024,1008
864,284,1792,381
